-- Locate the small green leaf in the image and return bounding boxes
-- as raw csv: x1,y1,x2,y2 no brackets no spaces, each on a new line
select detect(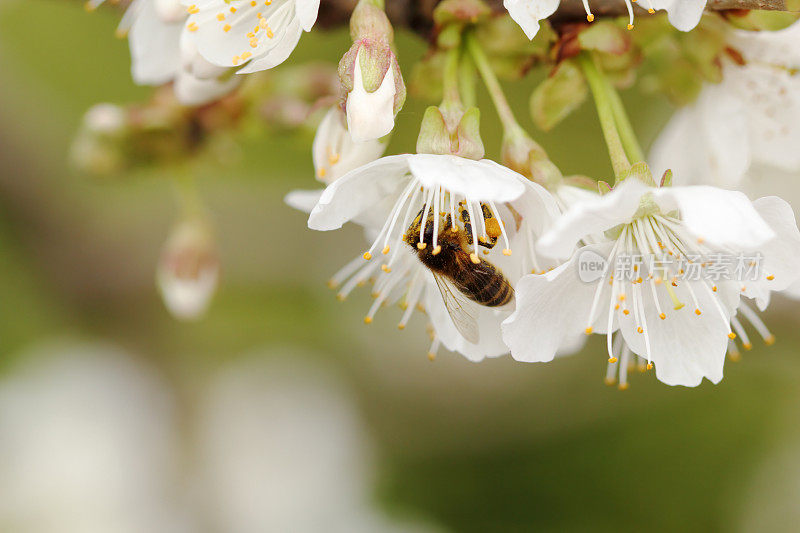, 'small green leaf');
529,61,588,132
